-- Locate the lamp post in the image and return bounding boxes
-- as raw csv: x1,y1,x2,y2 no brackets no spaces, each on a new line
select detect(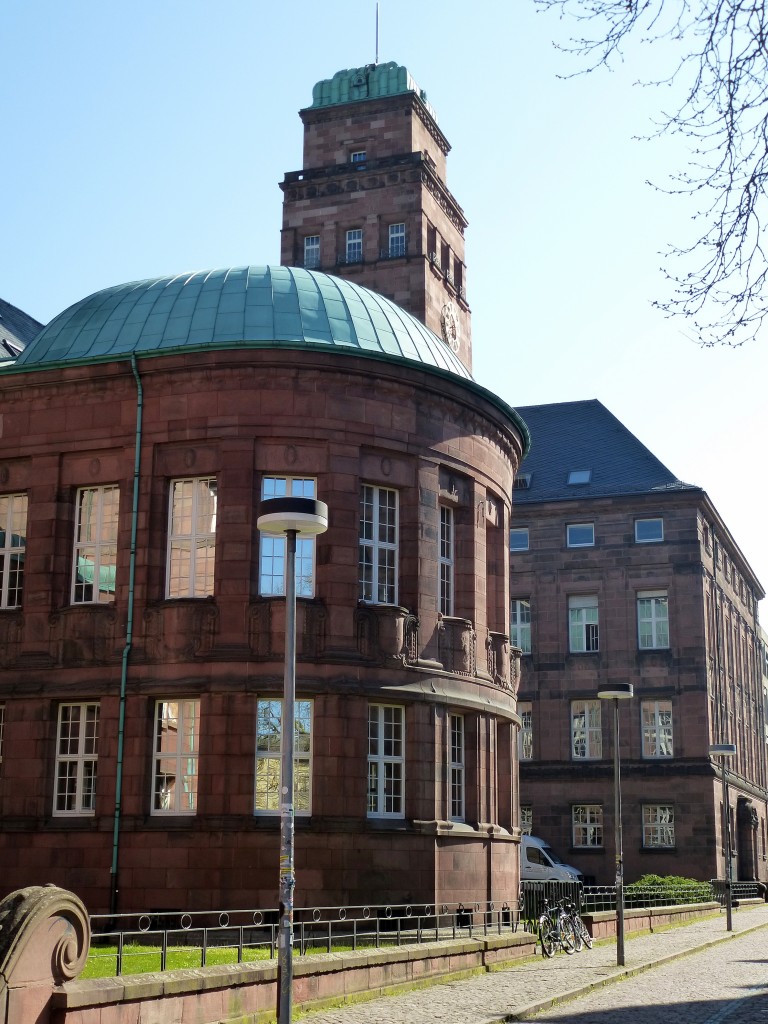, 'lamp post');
709,742,737,931
256,496,328,1024
597,682,634,966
